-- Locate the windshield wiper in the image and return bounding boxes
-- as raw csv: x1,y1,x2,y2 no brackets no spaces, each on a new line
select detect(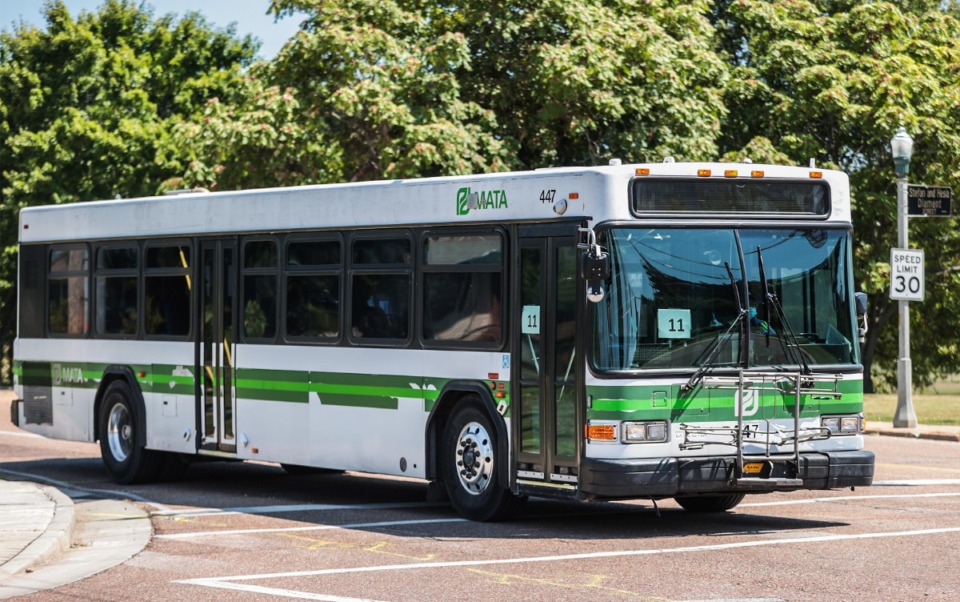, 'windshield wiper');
756,245,811,375
682,262,747,392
